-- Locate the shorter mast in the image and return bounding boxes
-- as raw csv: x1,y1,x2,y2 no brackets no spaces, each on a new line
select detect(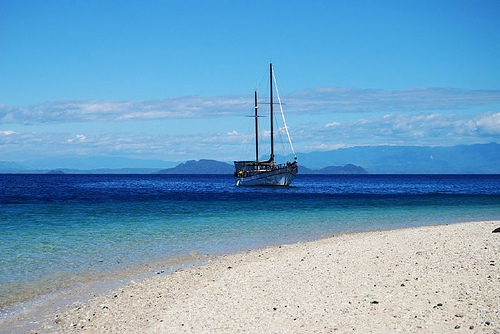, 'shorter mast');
254,90,259,162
